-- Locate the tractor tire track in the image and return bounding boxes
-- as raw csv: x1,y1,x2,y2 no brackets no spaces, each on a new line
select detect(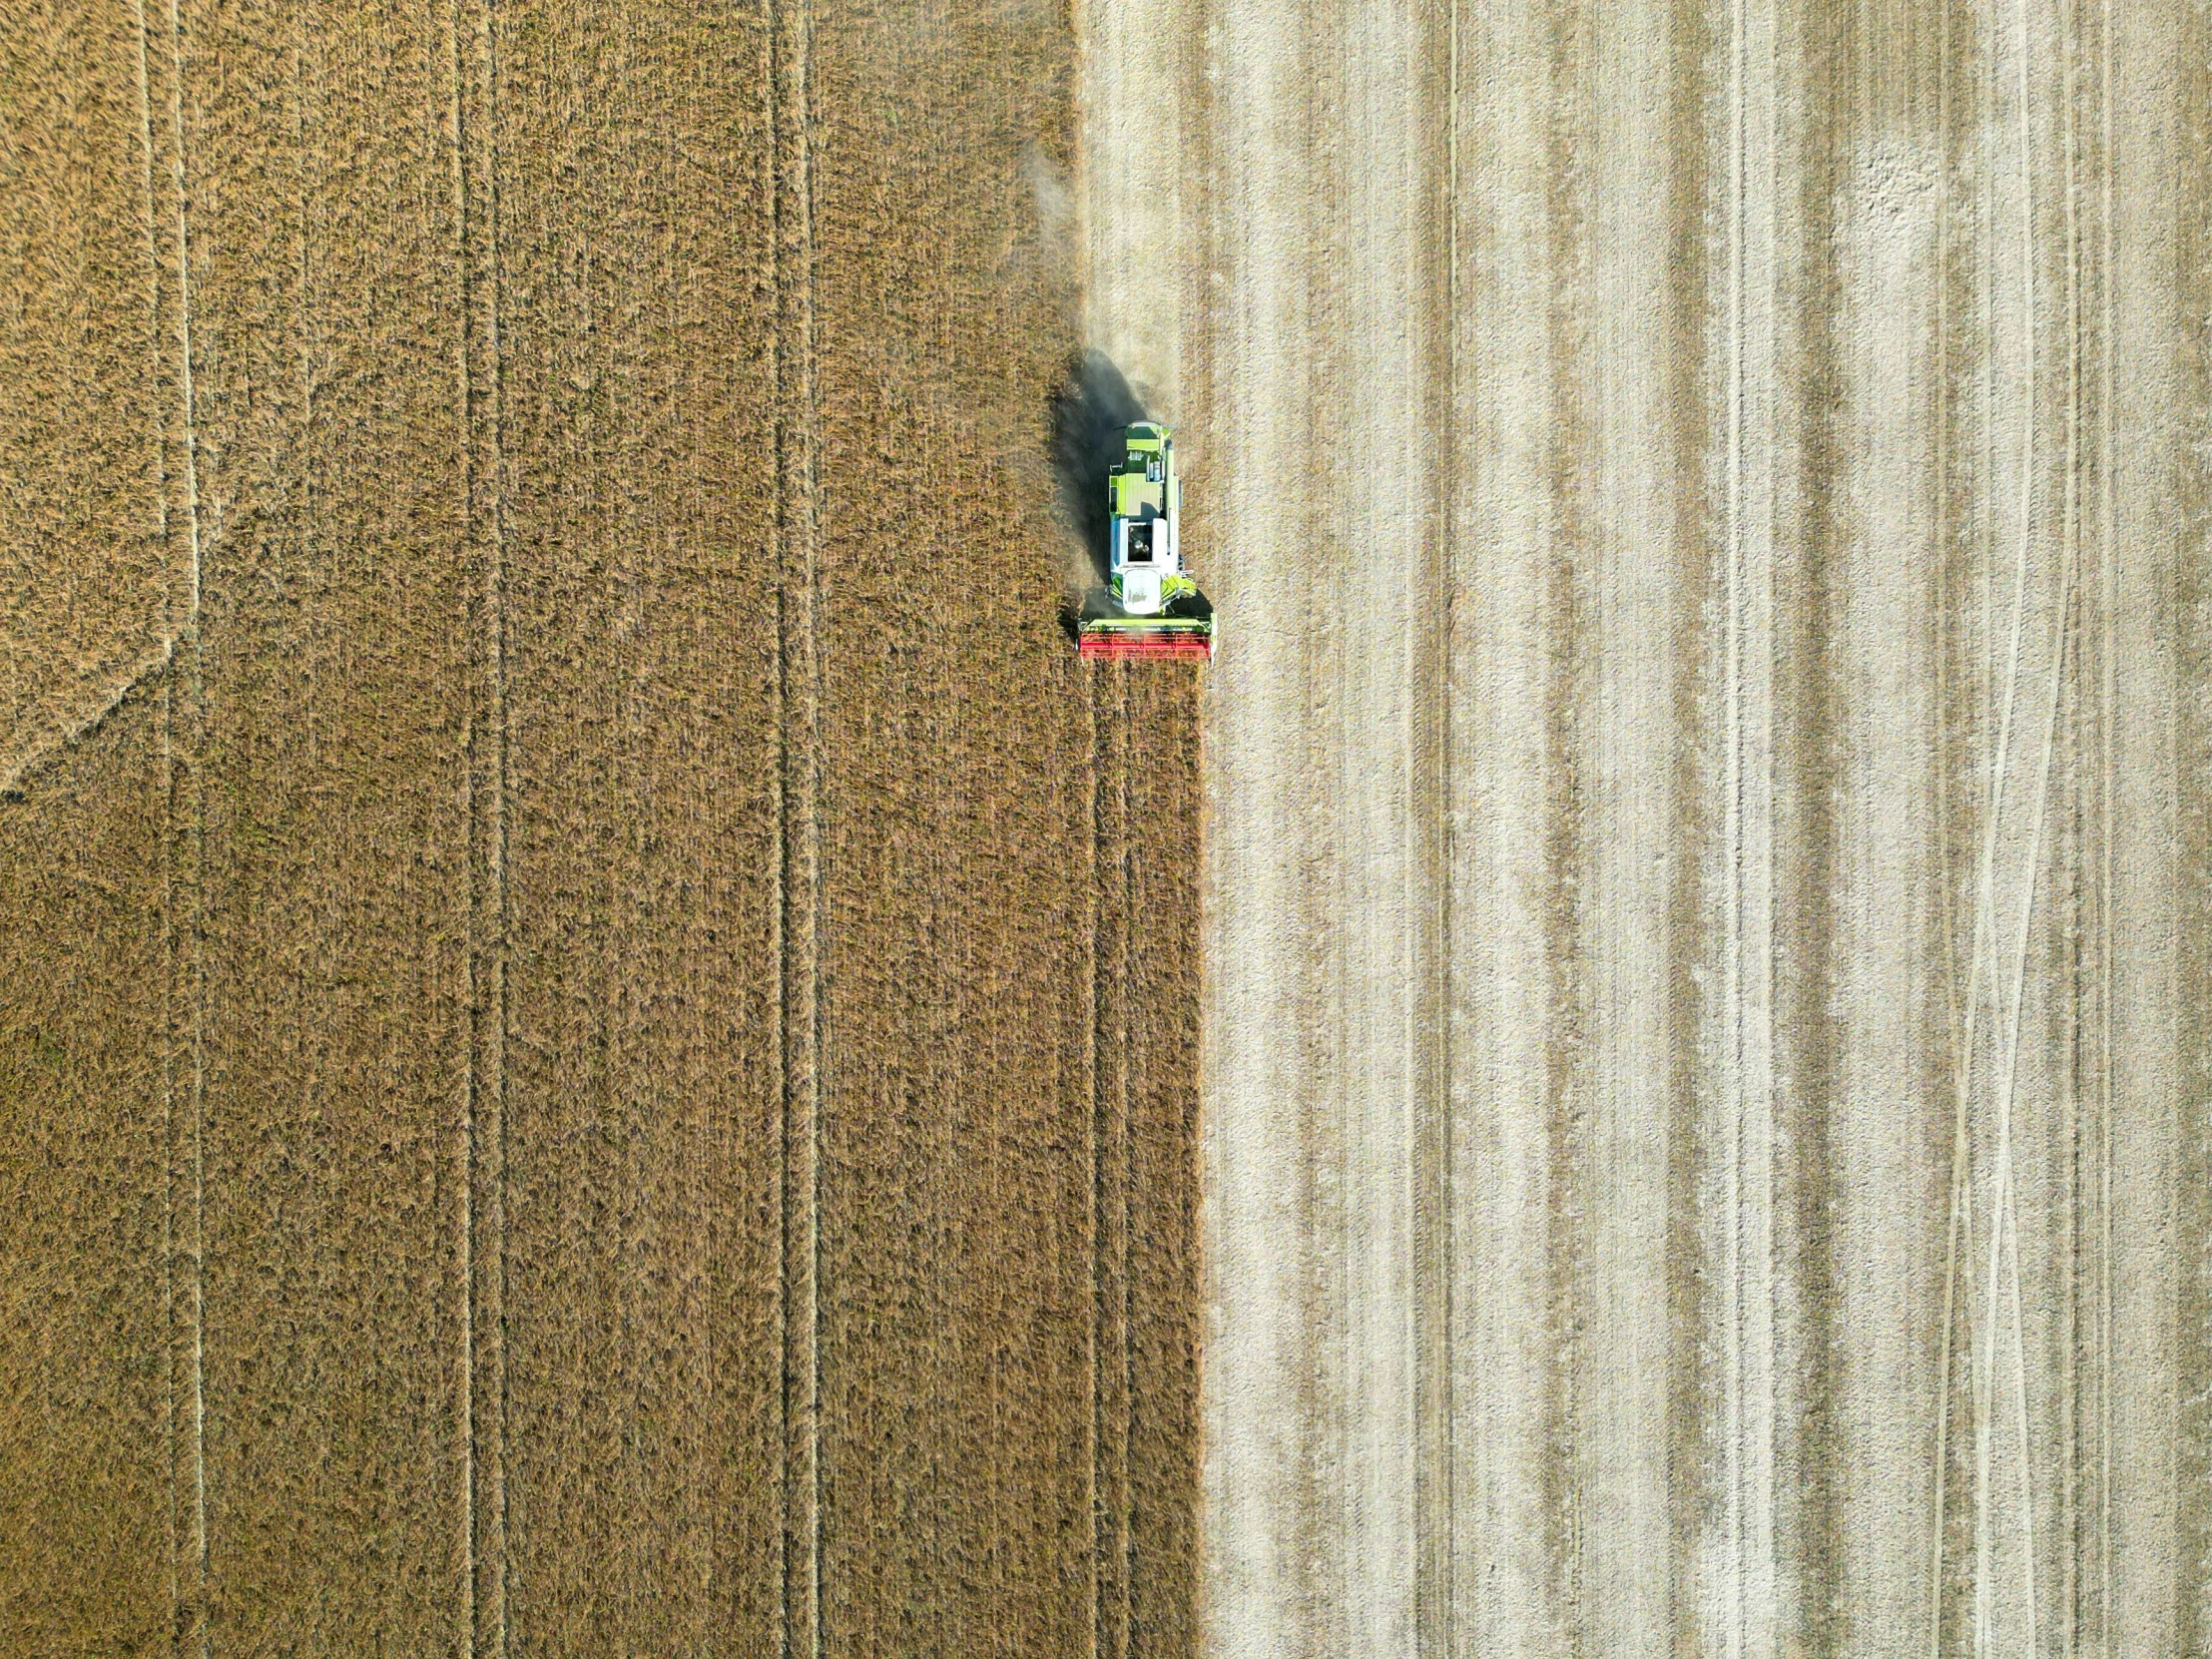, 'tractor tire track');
770,1,823,1651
